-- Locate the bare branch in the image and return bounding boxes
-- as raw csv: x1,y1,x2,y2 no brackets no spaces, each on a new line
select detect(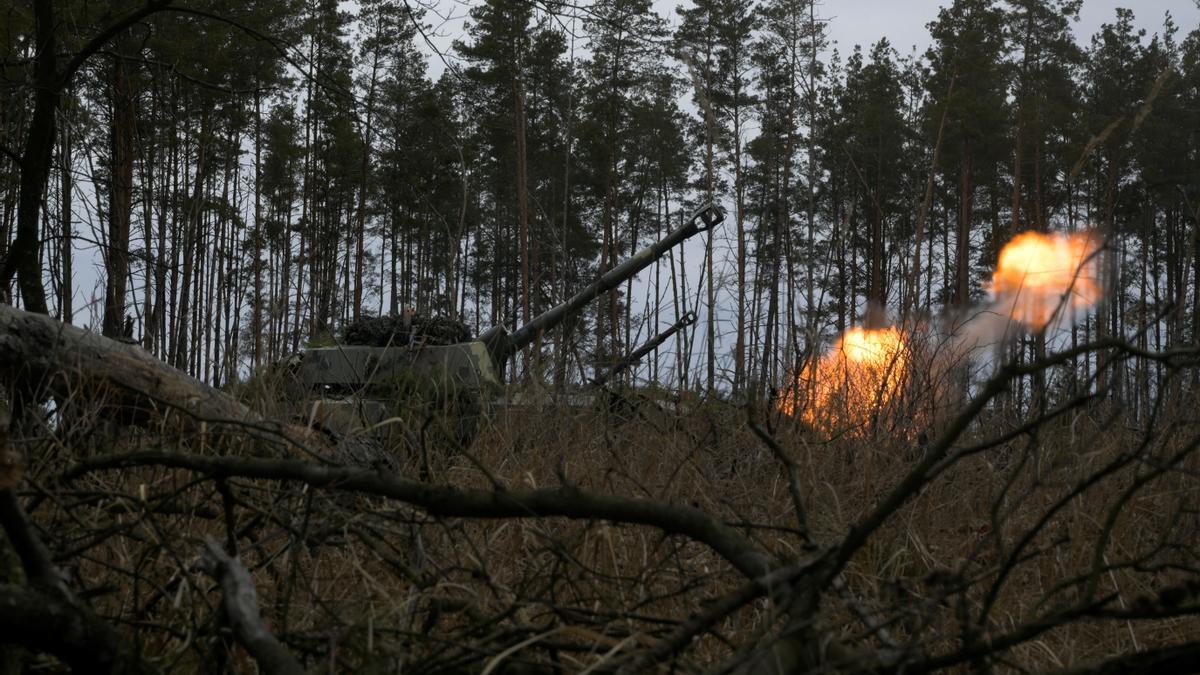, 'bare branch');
827,339,1200,581
615,557,826,673
0,490,69,593
197,538,304,675
58,0,174,89
749,420,809,539
64,451,778,580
